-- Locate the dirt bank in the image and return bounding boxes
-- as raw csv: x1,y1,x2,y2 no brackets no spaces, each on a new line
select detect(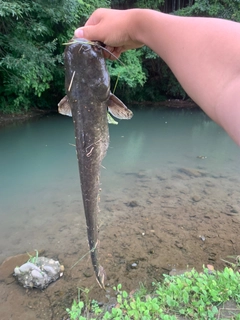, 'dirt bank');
0,109,52,128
